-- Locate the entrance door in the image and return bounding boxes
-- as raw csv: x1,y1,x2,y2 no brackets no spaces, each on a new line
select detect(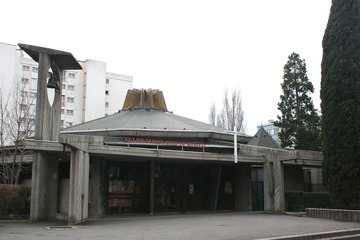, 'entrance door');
154,164,181,212
185,165,211,211
107,162,149,213
217,166,235,210
251,167,264,210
